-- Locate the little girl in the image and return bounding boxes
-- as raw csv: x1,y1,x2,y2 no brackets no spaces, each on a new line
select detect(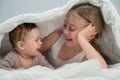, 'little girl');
40,3,108,68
